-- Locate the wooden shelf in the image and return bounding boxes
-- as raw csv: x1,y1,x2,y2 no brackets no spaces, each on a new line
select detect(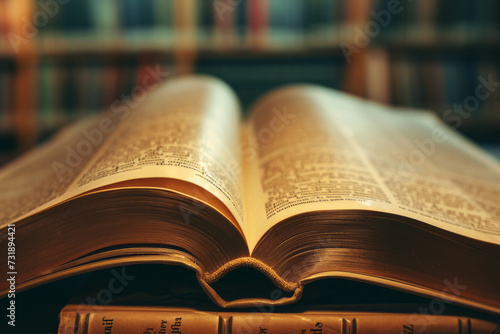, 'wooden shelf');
37,31,176,57
35,33,347,57
373,29,500,53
